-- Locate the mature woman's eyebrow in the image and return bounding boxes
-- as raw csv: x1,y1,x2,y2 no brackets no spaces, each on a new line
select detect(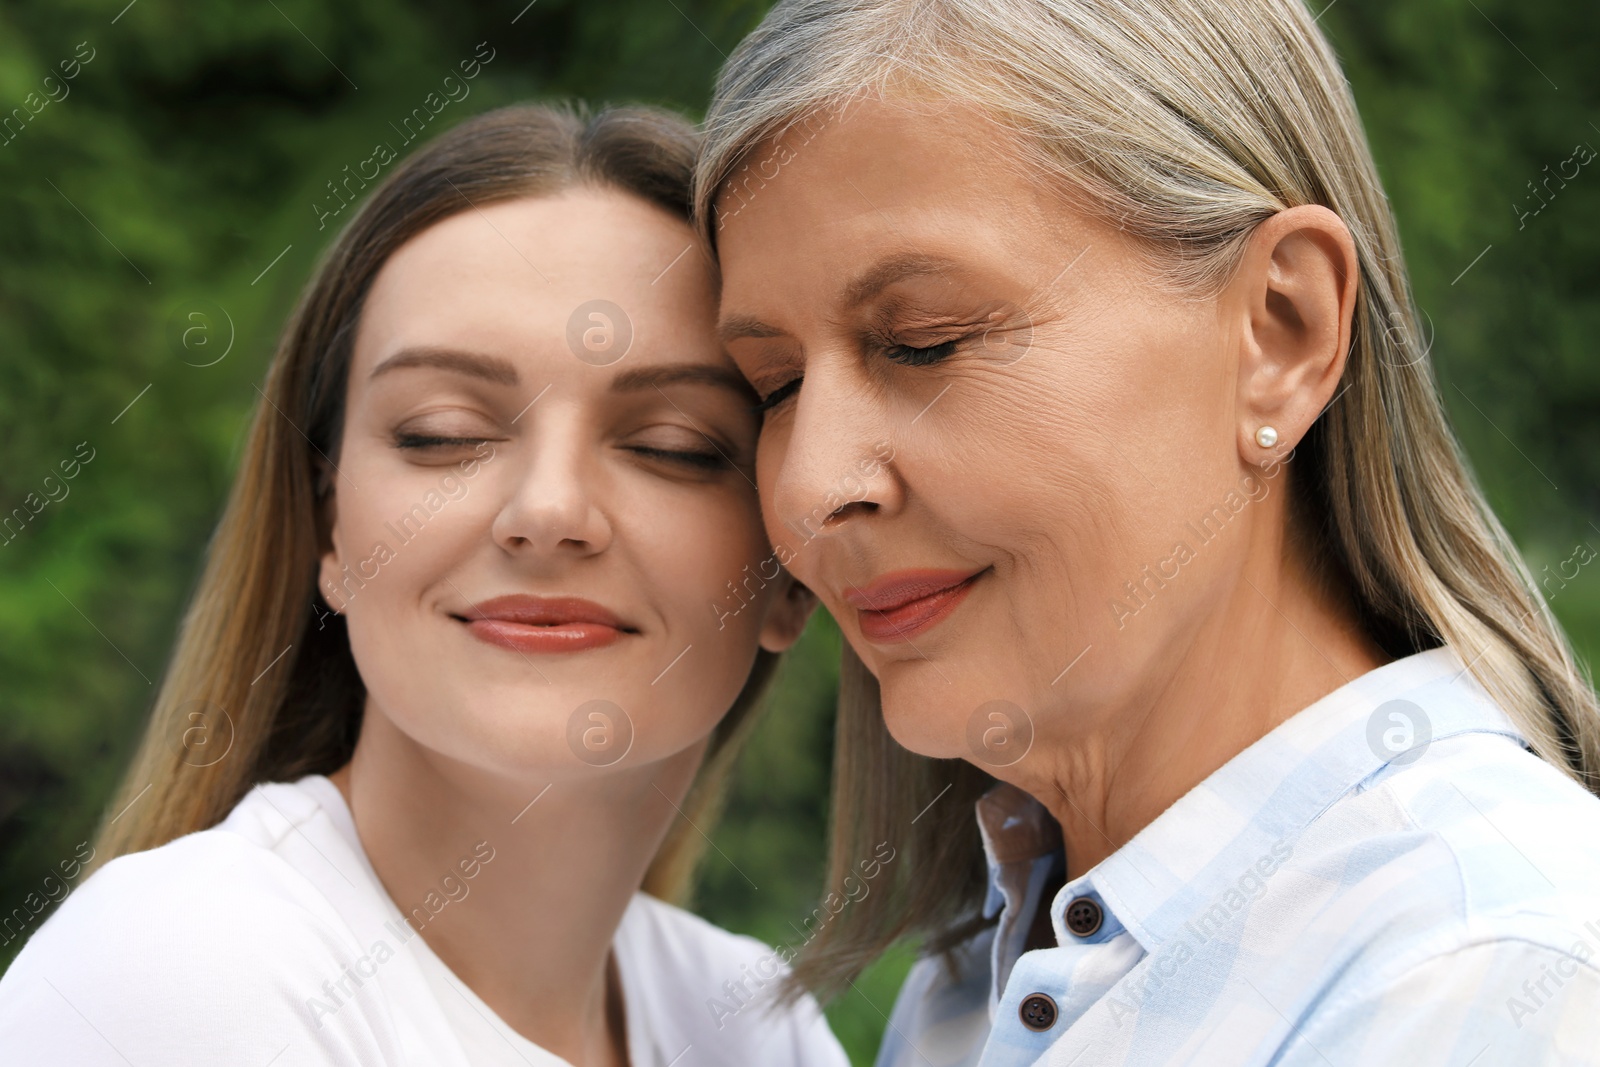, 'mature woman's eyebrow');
610,363,756,398
717,314,785,344
717,255,965,343
840,253,961,309
369,346,519,385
